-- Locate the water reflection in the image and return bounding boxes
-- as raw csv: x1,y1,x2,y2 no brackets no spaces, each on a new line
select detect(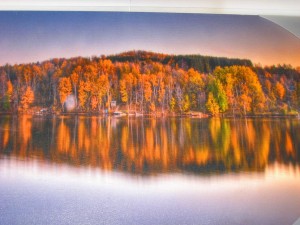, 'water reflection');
0,115,299,175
